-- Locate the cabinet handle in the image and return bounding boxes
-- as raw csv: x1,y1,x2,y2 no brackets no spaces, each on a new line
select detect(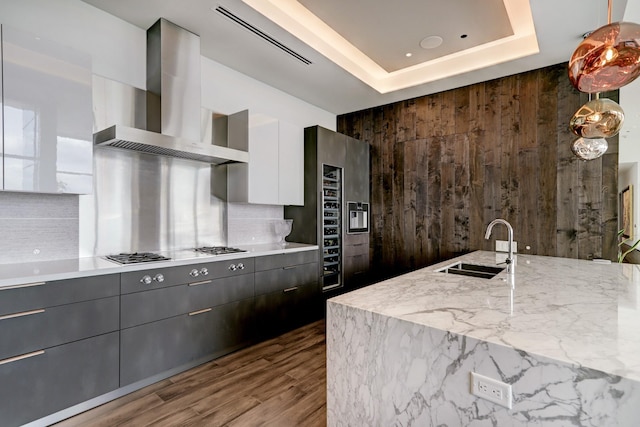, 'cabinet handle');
188,308,212,316
0,350,45,366
283,286,299,293
0,281,45,291
0,308,45,321
188,280,213,287
283,266,297,270
352,243,365,247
